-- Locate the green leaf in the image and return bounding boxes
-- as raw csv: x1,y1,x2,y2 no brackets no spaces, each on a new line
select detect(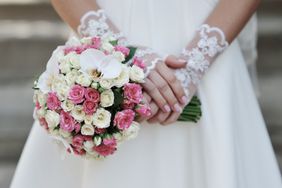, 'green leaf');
123,46,137,64
109,40,118,46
